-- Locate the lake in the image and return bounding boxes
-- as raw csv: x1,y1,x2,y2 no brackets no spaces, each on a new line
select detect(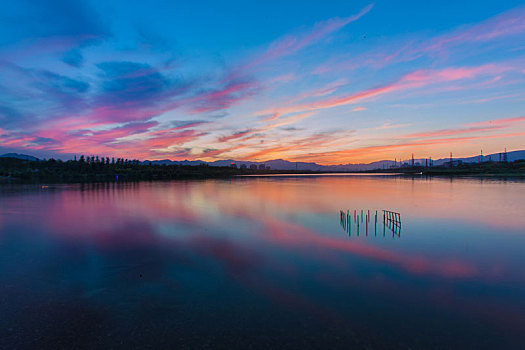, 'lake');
1,175,524,349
